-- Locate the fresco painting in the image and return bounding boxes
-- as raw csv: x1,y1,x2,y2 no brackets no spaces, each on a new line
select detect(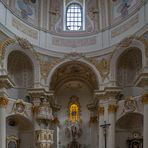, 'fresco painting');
112,0,139,20
16,0,38,20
